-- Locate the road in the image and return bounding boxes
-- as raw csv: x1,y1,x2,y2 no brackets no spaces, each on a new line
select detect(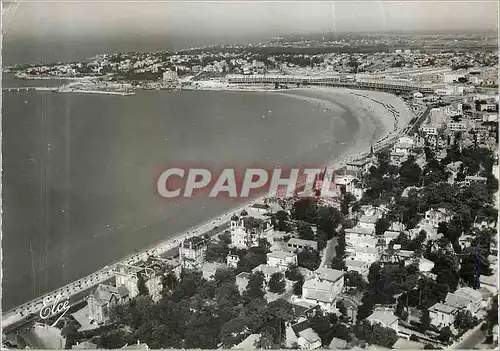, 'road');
452,324,486,349
319,237,338,268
